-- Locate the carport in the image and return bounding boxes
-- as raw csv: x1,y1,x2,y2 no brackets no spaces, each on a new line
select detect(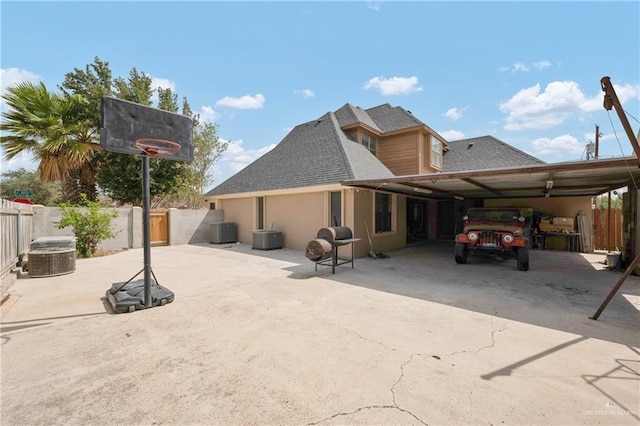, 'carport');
343,156,640,259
